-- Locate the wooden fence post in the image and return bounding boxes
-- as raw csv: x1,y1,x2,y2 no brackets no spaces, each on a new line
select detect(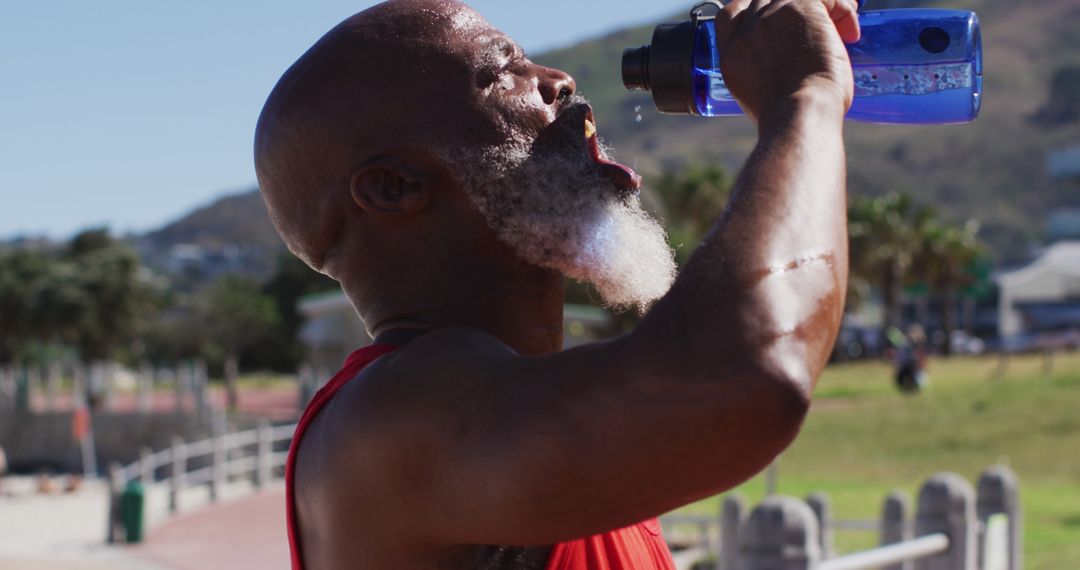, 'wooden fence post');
741,496,820,570
914,472,976,570
169,436,186,513
255,420,272,490
881,490,913,570
806,492,833,560
721,493,748,570
977,466,1022,570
